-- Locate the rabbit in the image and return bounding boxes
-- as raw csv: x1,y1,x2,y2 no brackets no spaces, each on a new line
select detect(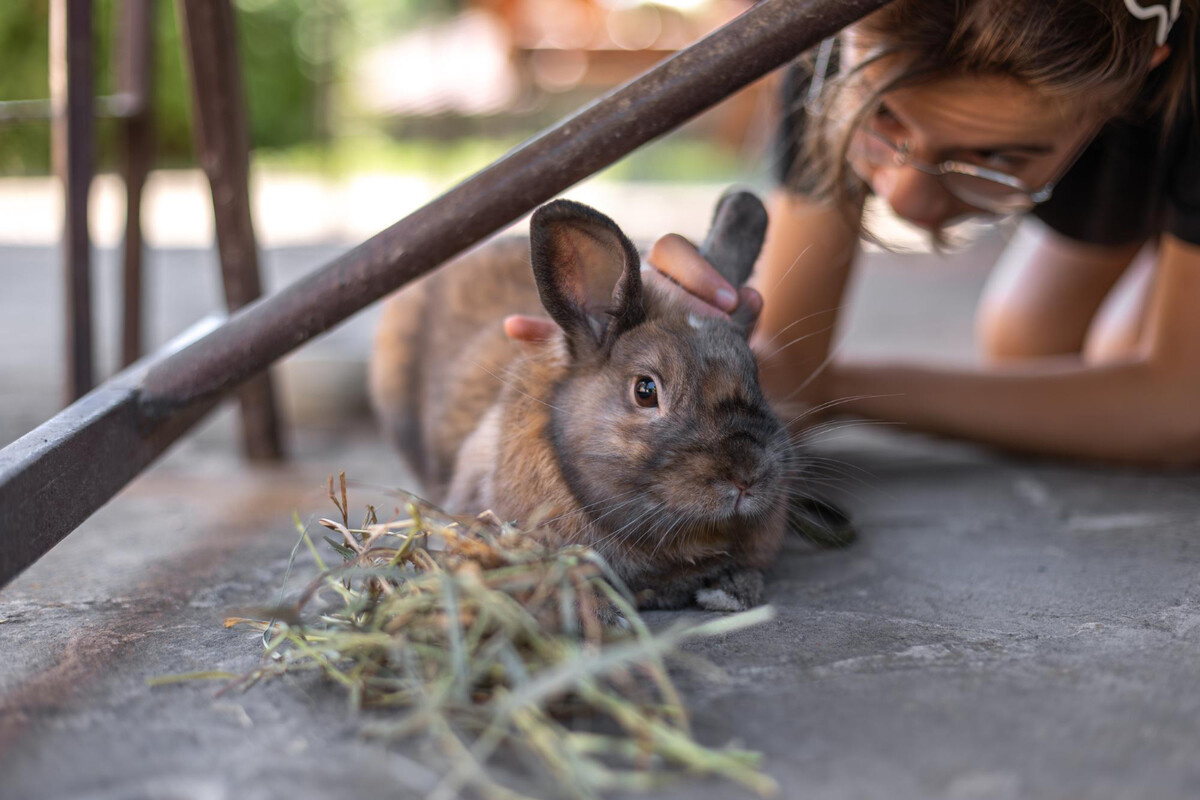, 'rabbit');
369,193,792,611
